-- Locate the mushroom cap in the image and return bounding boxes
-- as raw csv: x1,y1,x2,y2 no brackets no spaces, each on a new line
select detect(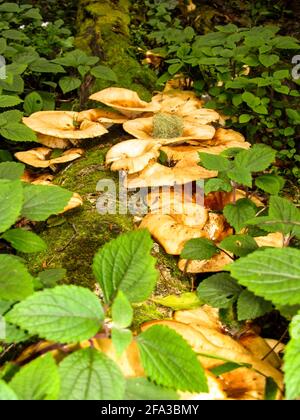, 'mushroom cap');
21,171,54,185
23,111,108,139
151,90,203,116
78,108,128,126
60,192,83,213
15,147,84,168
254,232,284,248
214,127,246,144
37,134,72,150
125,159,217,189
123,116,216,144
205,190,264,211
106,139,161,174
178,251,233,273
89,87,160,117
184,108,221,125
